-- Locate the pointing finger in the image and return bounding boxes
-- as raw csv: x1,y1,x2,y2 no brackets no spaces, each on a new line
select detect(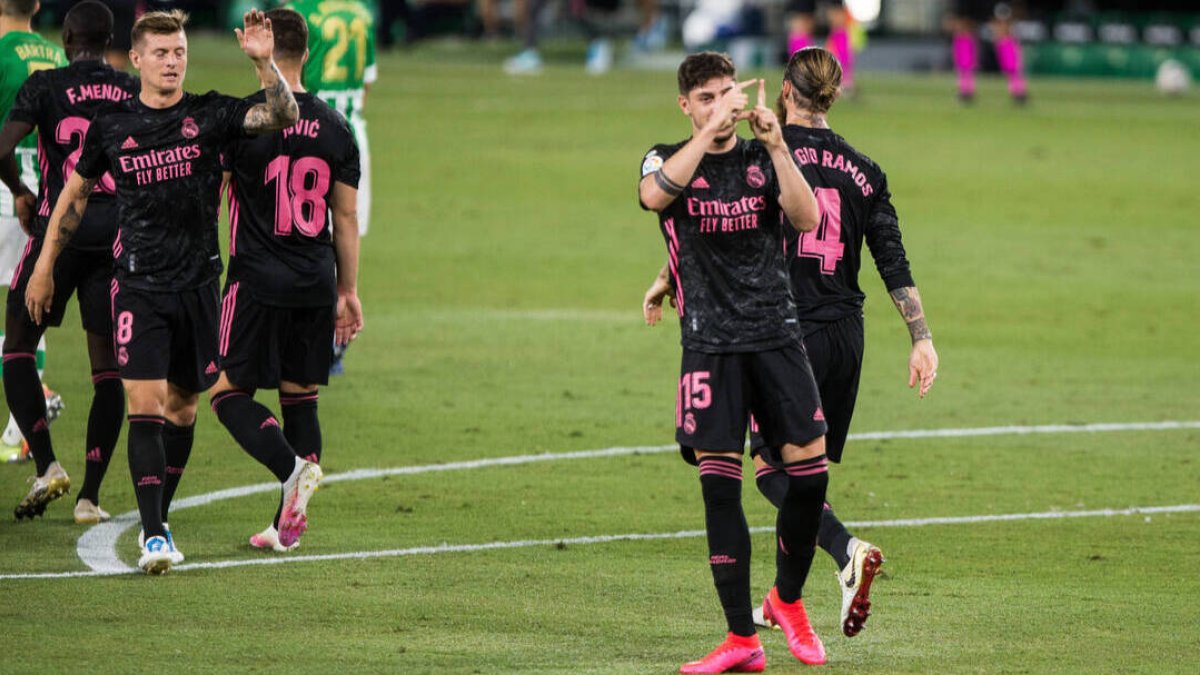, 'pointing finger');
736,78,758,91
757,79,766,107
